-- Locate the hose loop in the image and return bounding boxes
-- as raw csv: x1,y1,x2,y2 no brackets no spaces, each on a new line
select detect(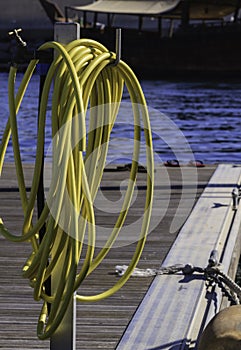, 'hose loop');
0,38,154,339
